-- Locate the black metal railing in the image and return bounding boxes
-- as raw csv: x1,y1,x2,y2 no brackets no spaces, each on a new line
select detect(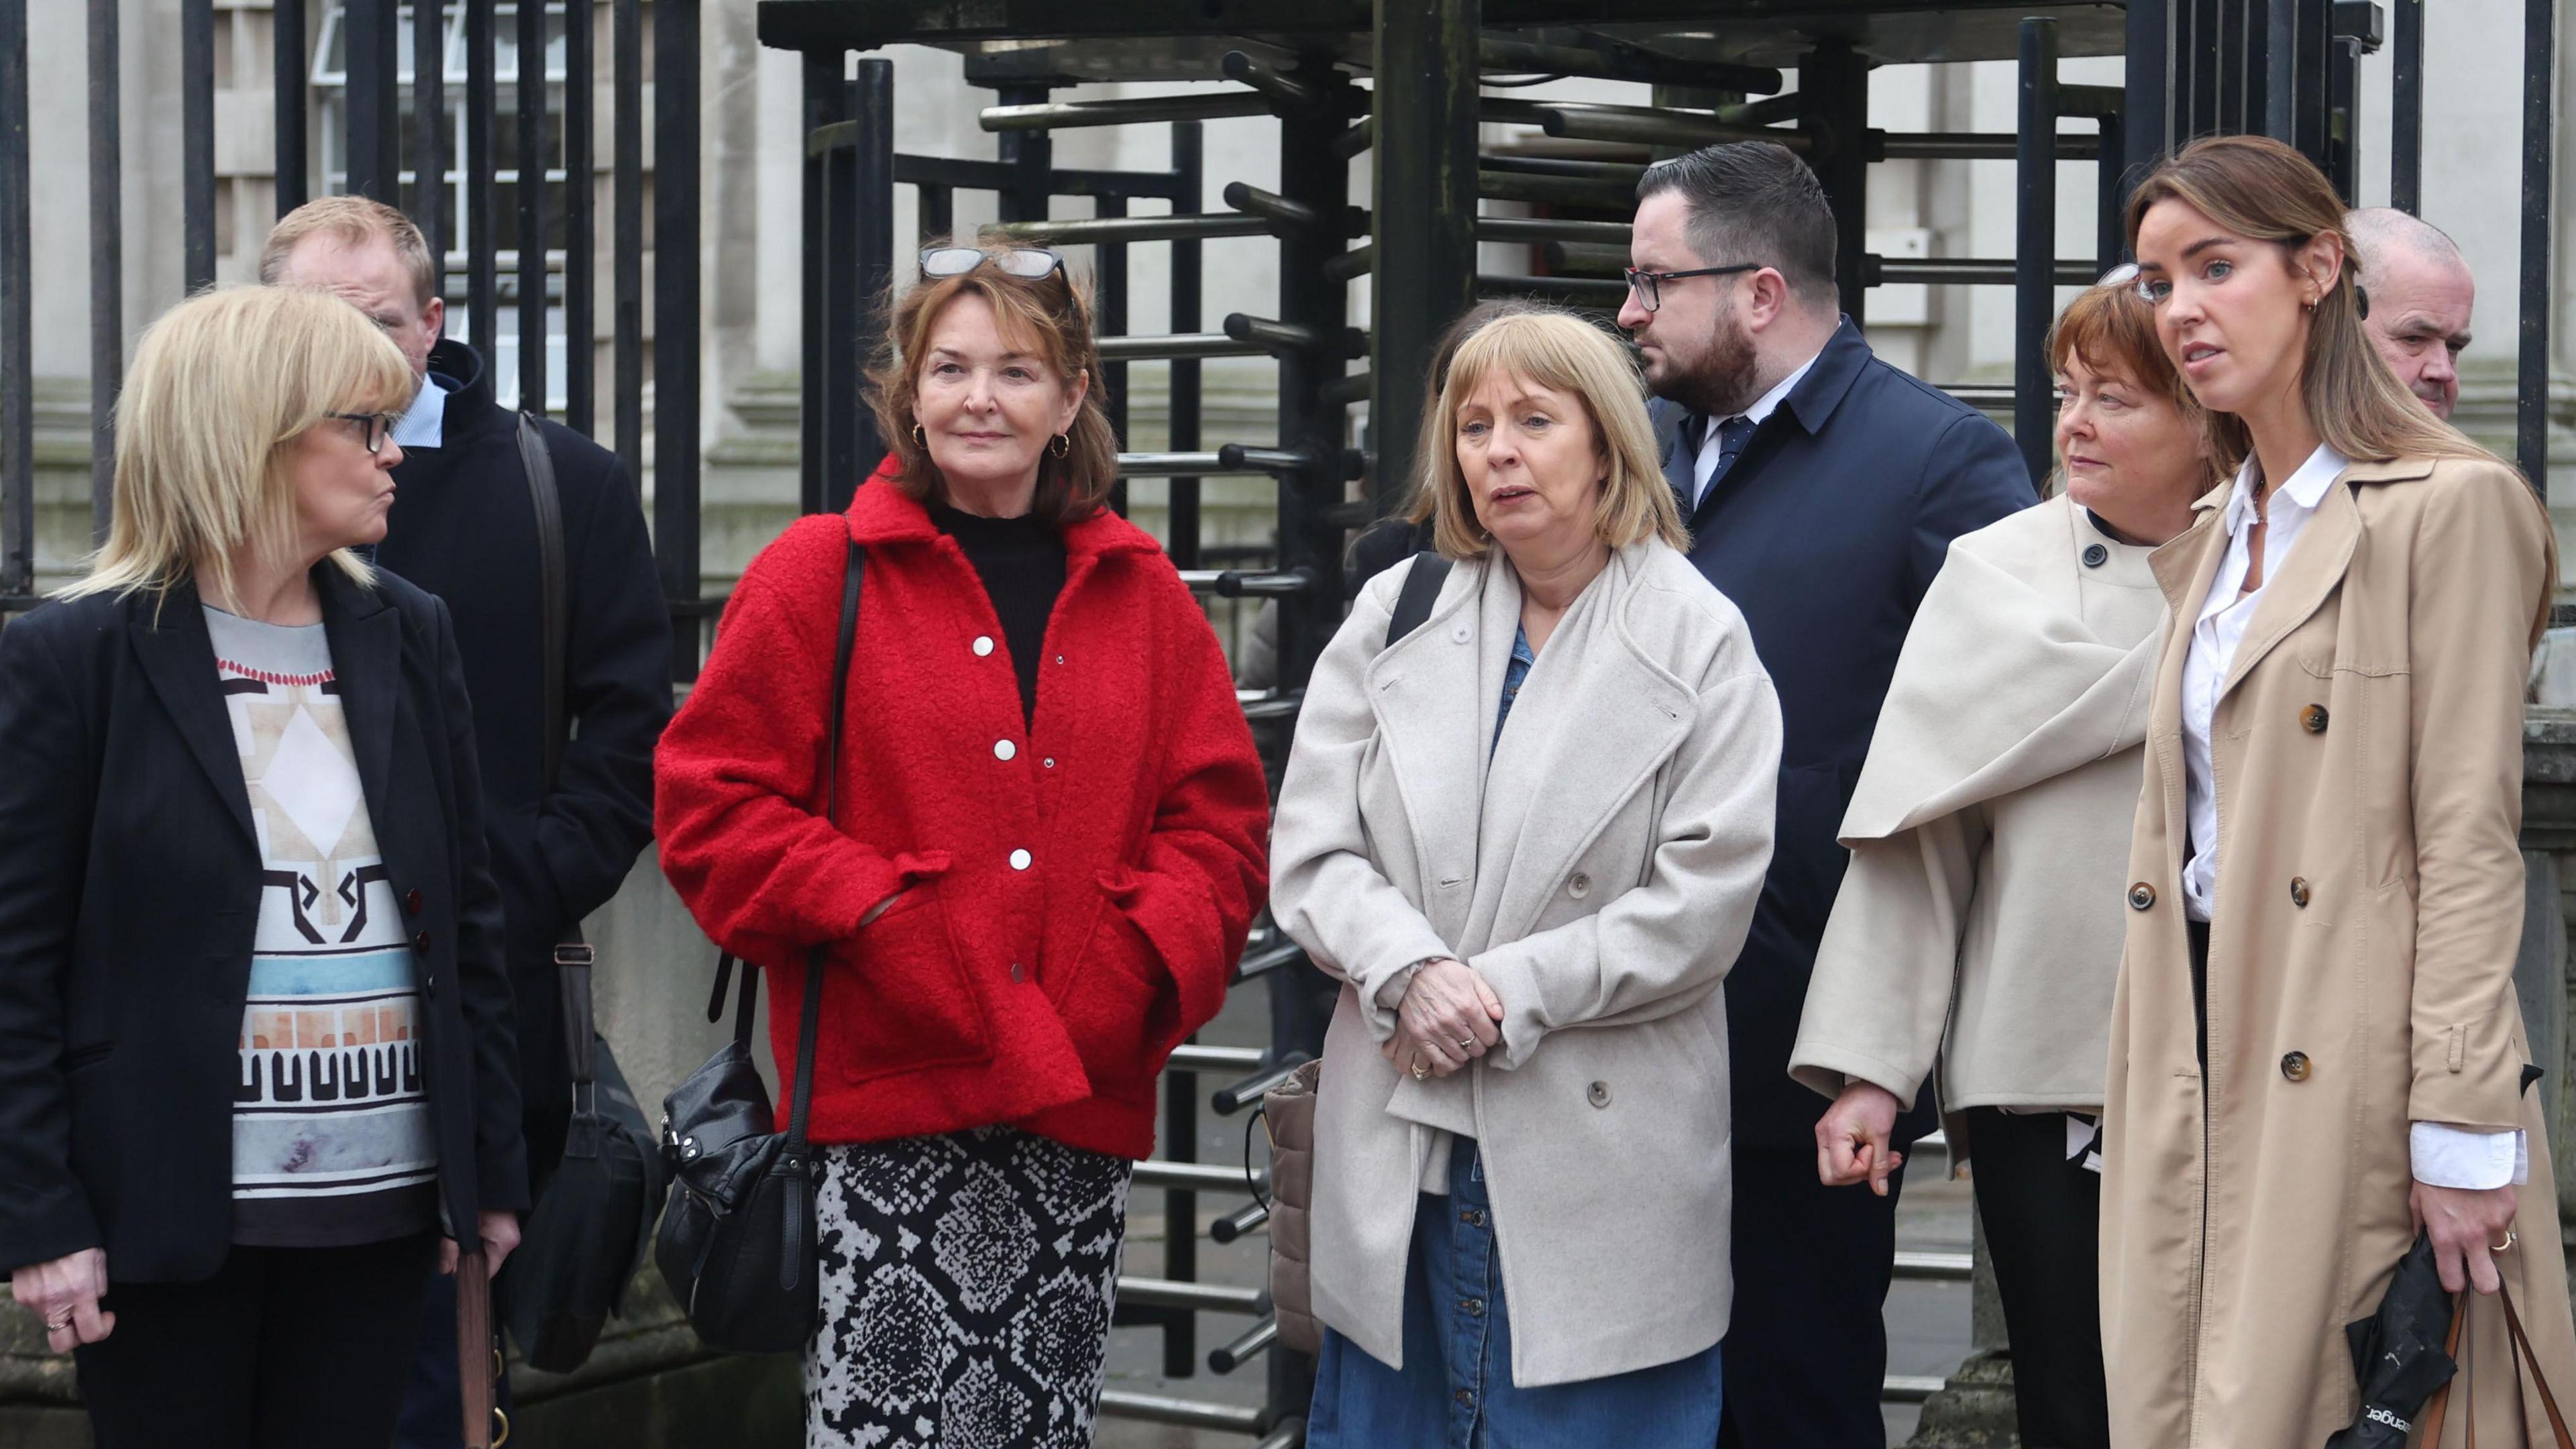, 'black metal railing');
0,0,707,667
